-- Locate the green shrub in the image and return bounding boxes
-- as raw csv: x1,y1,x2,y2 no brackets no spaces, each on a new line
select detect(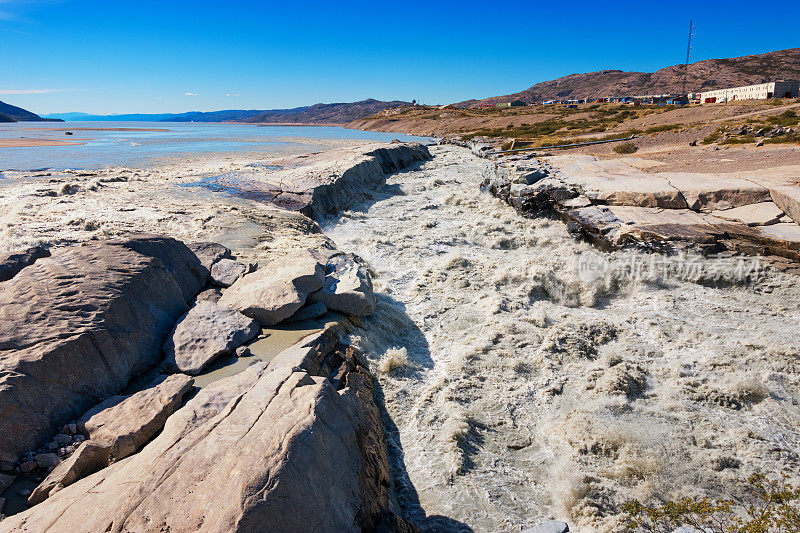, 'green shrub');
613,142,639,154
623,473,800,533
645,123,682,134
